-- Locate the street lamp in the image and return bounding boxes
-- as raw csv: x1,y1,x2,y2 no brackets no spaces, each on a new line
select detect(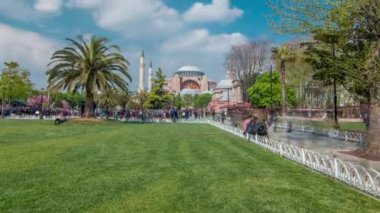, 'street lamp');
40,87,44,119
1,85,4,119
263,61,275,125
270,63,273,124
9,70,14,116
